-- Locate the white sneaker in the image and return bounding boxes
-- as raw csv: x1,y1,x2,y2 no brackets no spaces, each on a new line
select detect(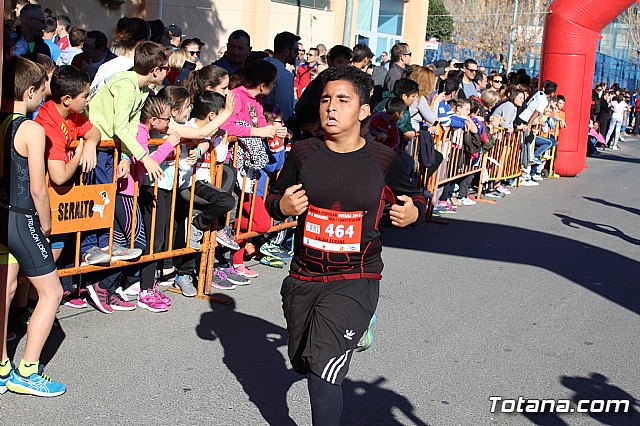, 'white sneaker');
116,281,141,302
521,179,539,187
461,197,476,206
532,174,543,182
612,146,619,150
